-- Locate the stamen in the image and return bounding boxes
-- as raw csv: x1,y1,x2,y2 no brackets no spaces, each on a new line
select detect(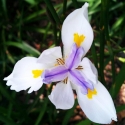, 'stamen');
59,58,65,65
56,59,60,65
78,66,82,67
76,65,83,70
63,77,68,84
56,58,65,65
